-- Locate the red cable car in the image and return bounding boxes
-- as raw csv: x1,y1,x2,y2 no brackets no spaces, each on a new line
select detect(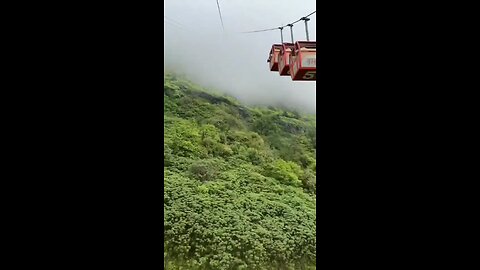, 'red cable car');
267,44,282,71
277,43,295,76
289,41,316,81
